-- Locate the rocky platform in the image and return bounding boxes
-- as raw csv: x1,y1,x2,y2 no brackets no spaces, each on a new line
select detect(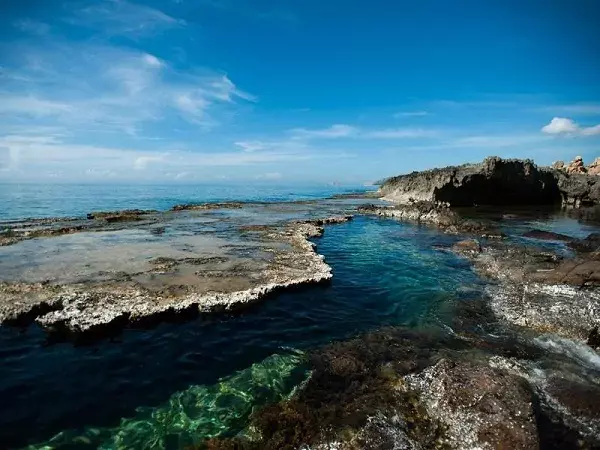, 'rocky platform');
0,210,353,339
379,156,600,208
